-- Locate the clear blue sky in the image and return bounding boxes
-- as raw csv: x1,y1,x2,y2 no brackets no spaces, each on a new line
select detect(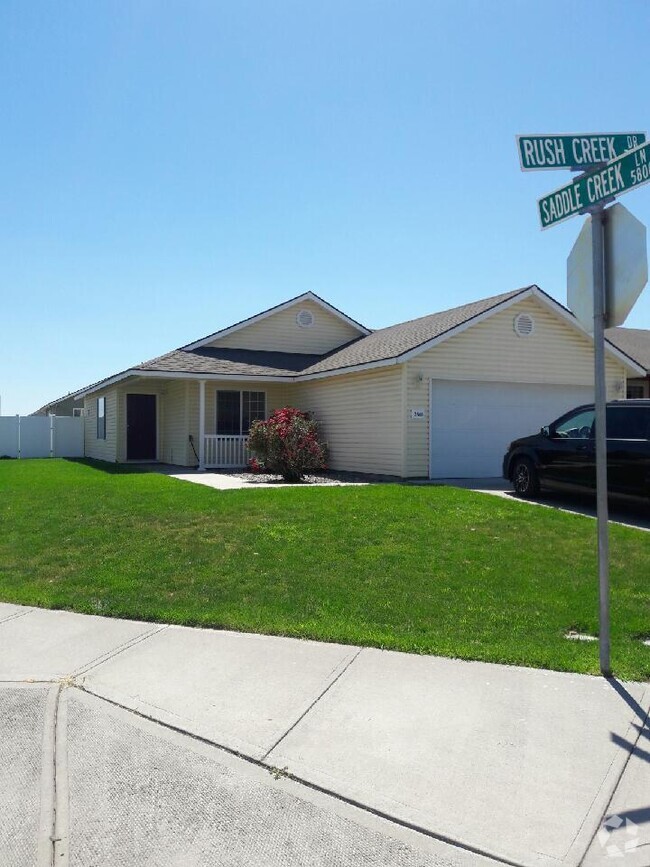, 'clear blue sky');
3,0,650,414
